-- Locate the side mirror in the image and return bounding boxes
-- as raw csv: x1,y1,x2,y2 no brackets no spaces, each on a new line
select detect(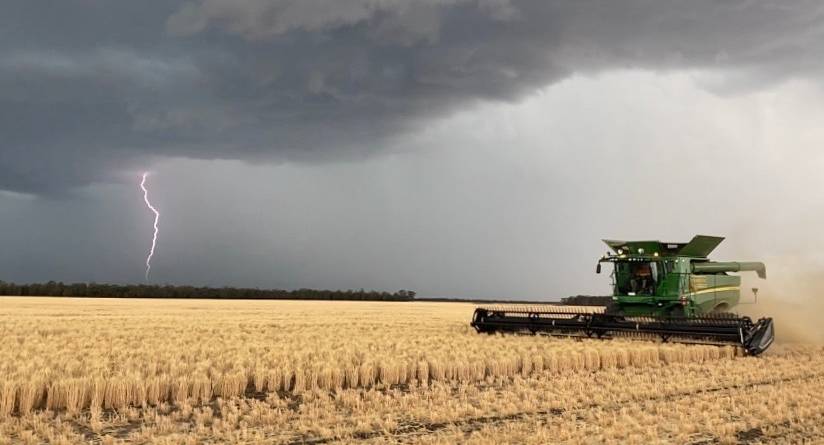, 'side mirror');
596,263,602,274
